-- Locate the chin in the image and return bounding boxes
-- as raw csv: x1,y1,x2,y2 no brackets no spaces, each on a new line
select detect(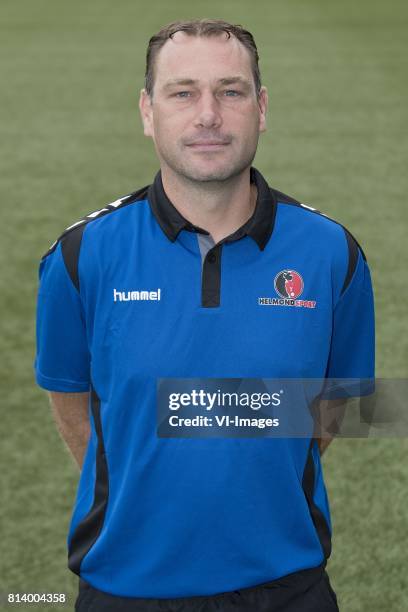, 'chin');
189,169,231,182
182,160,248,183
